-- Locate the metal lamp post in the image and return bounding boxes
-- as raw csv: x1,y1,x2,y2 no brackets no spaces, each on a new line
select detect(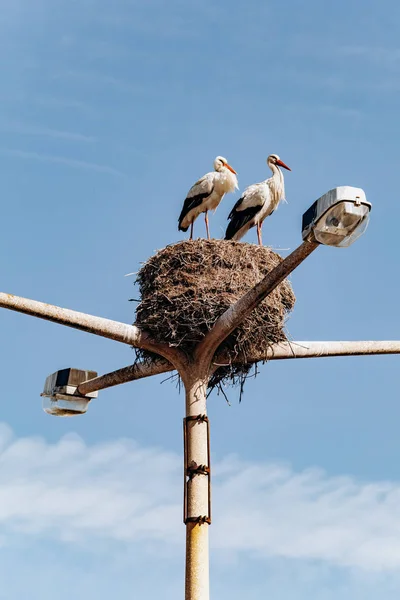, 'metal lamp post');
0,187,391,600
